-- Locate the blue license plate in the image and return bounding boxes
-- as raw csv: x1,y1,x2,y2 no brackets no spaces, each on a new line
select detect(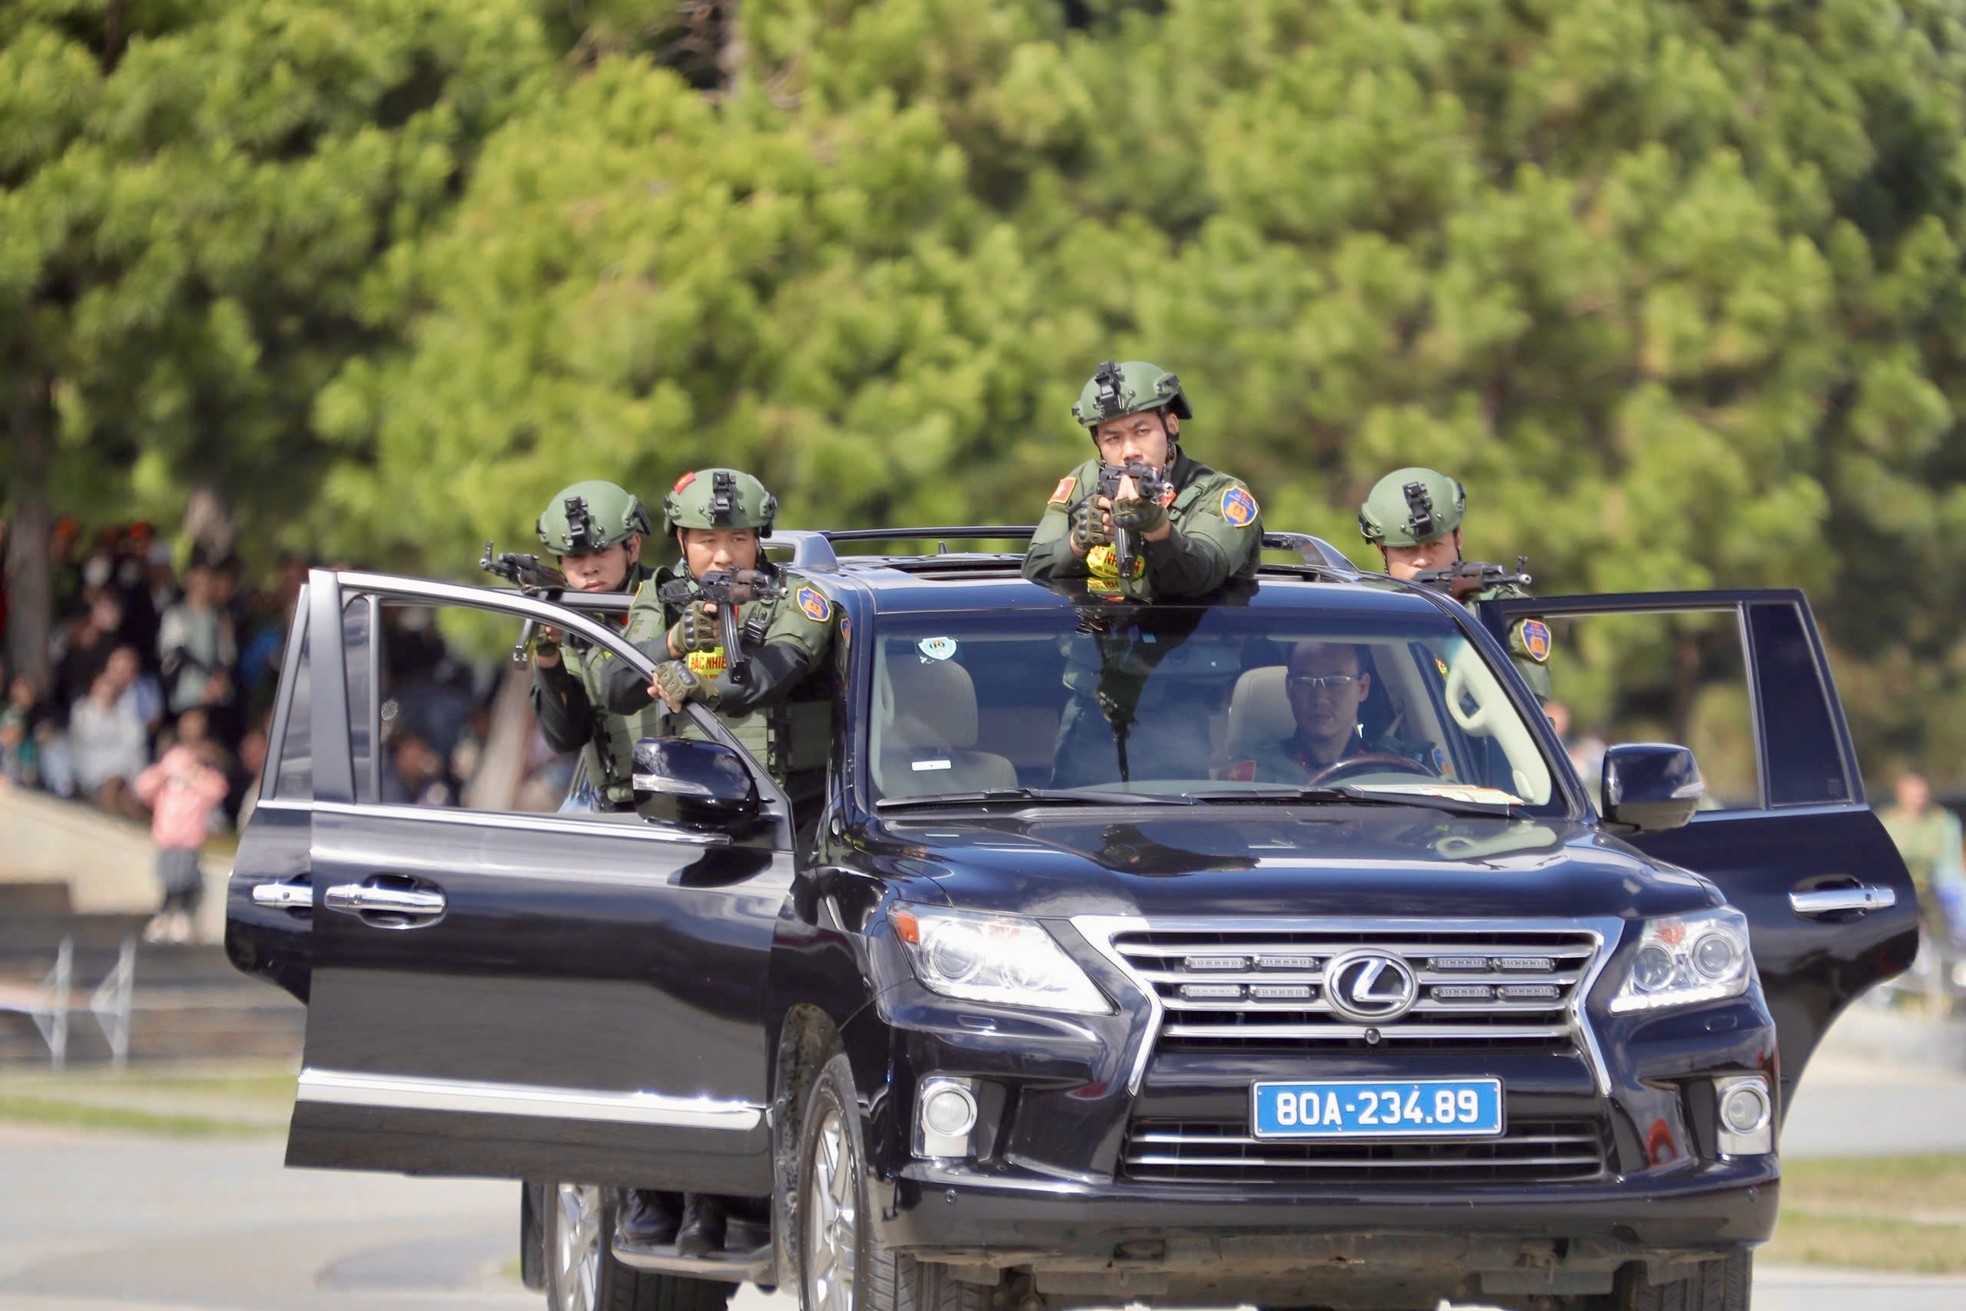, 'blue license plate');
1251,1078,1504,1138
